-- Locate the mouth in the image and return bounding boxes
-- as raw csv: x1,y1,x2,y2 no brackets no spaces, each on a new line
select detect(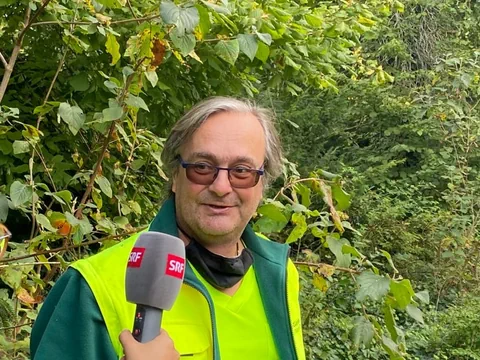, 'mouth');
205,204,233,209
